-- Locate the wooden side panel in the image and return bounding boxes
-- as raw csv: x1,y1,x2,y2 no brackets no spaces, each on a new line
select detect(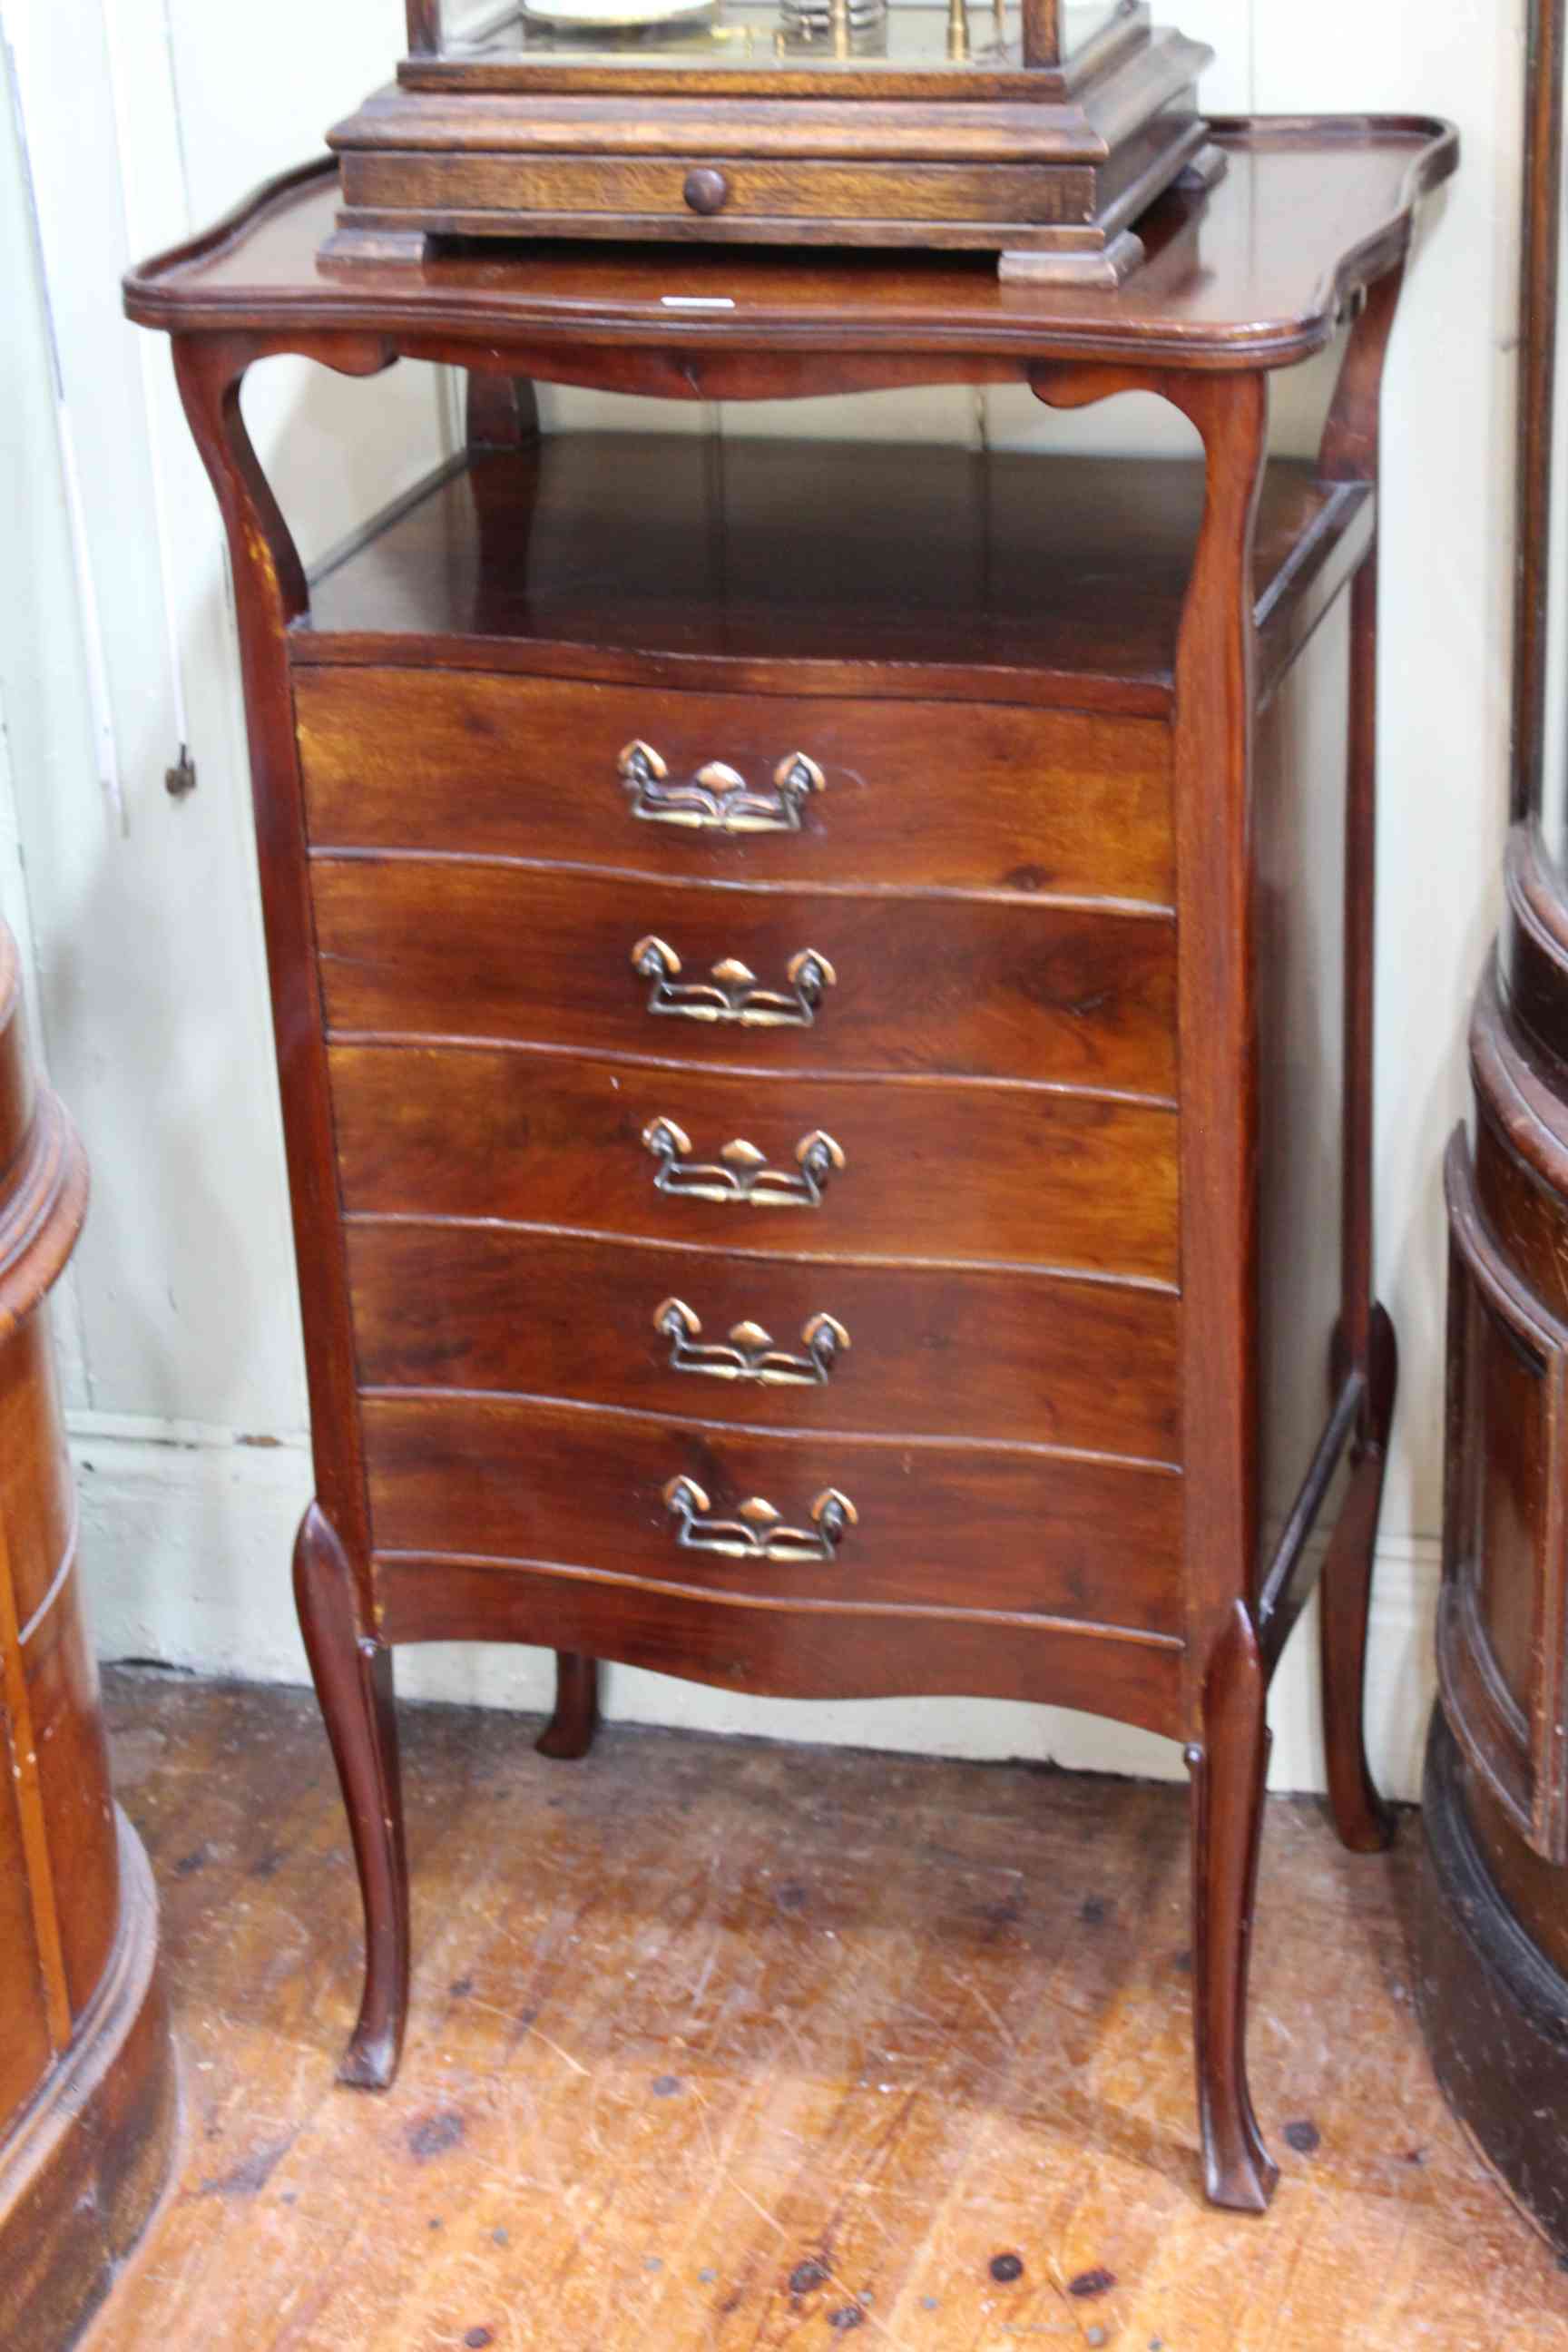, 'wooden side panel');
1440,1126,1568,1862
1251,601,1348,1575
0,1759,51,2127
329,1043,1181,1281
